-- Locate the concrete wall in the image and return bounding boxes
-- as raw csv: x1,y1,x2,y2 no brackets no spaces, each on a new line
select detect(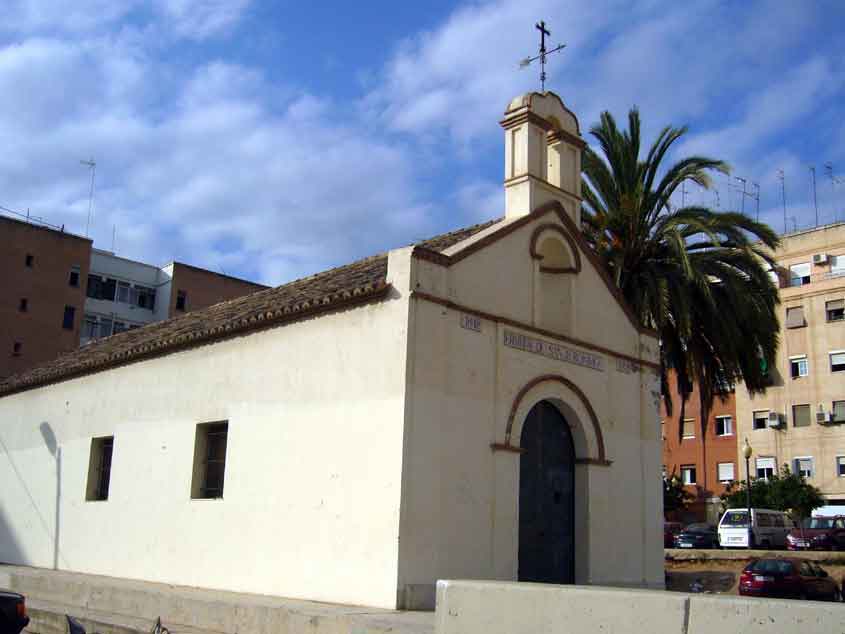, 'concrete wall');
434,580,845,634
396,212,663,608
0,251,413,609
